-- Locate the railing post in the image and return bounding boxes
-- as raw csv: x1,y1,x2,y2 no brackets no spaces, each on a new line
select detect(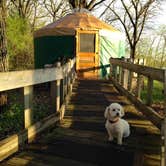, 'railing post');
64,64,68,97
123,69,129,89
69,60,73,93
163,69,166,123
114,65,118,81
161,69,166,166
147,77,153,106
136,74,142,98
50,80,61,112
24,85,33,129
127,70,132,92
50,62,61,112
67,61,71,93
118,66,122,84
110,63,113,78
61,78,65,103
